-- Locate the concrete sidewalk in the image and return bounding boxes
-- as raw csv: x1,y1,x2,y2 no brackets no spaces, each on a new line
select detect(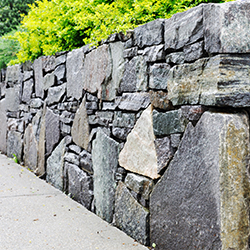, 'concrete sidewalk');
0,154,148,250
